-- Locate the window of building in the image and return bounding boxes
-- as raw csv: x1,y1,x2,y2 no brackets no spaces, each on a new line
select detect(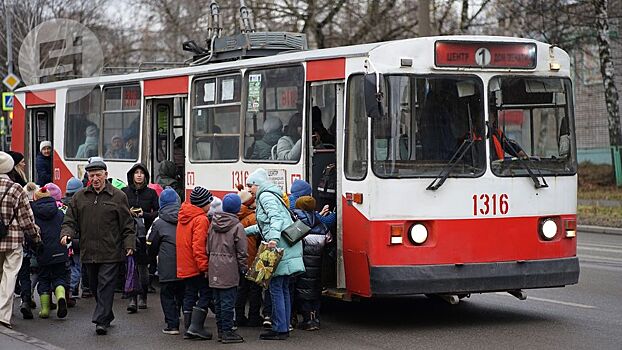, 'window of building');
102,85,140,160
65,88,102,159
191,74,241,162
242,65,305,162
